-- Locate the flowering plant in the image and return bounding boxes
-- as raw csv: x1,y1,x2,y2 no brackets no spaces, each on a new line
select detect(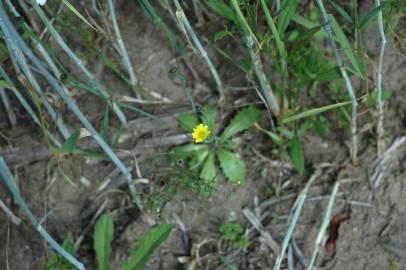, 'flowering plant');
171,105,261,192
